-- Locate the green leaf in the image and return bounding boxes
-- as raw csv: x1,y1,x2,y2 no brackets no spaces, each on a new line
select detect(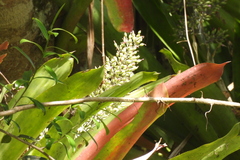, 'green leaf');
45,136,55,150
1,135,11,143
66,135,76,152
32,18,50,41
59,142,71,159
20,39,44,52
44,65,61,84
93,118,100,129
99,118,110,135
160,48,189,73
43,51,58,58
52,122,62,136
171,122,240,160
22,70,33,81
52,28,78,43
14,79,29,88
26,97,46,115
13,46,35,69
1,104,12,125
50,4,65,29
78,110,86,119
18,134,36,142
